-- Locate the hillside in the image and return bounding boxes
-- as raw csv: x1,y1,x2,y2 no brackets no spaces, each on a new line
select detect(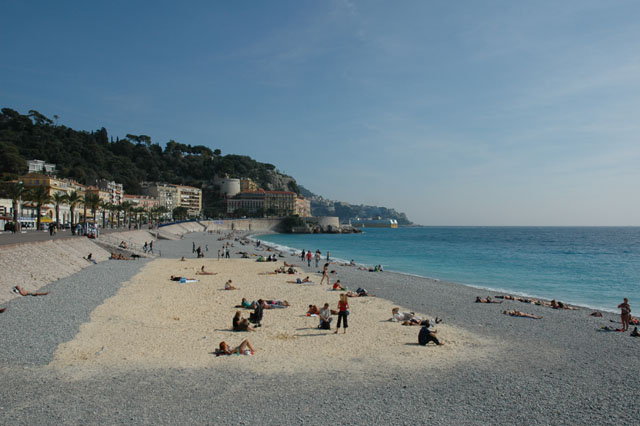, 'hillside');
299,186,413,225
0,107,411,223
